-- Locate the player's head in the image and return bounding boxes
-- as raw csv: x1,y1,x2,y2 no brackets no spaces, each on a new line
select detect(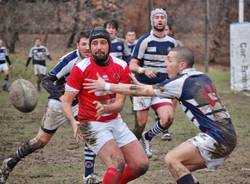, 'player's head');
104,20,119,39
34,37,42,46
125,31,136,44
150,8,167,32
89,26,111,66
166,47,194,78
76,30,91,58
165,24,173,36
